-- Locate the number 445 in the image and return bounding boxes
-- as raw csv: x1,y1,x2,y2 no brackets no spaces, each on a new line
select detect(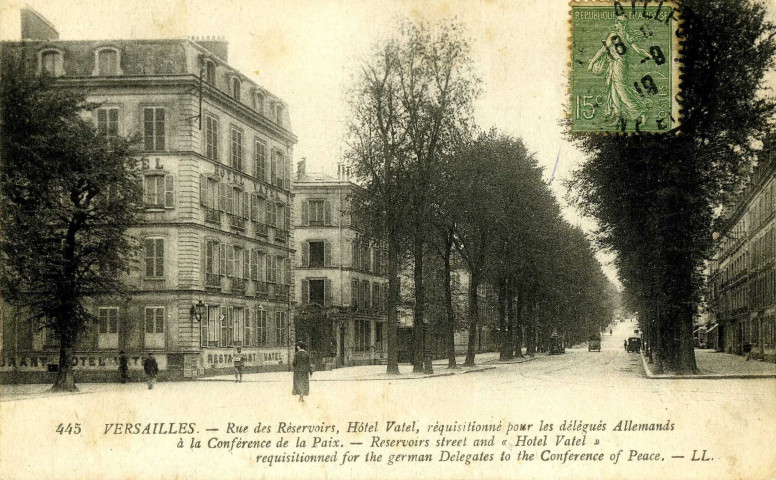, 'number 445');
55,423,82,435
